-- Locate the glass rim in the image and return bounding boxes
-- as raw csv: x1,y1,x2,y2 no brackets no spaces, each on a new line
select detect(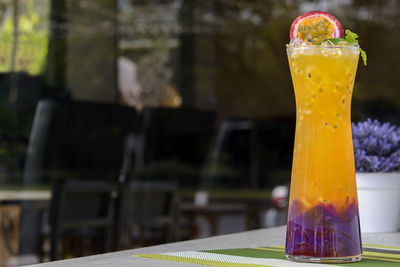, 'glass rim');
286,45,360,50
